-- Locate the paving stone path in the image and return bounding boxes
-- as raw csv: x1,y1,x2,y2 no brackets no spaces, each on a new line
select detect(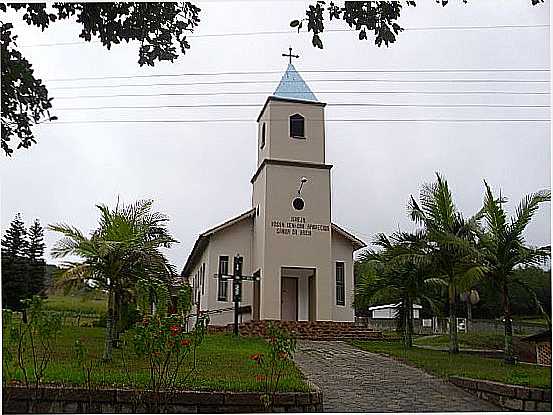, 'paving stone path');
294,340,500,413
